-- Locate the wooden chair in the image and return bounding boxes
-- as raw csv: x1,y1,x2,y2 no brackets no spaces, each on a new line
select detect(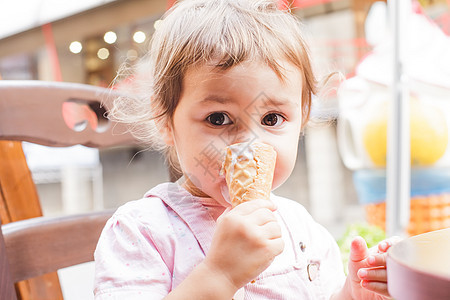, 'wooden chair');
0,80,136,299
